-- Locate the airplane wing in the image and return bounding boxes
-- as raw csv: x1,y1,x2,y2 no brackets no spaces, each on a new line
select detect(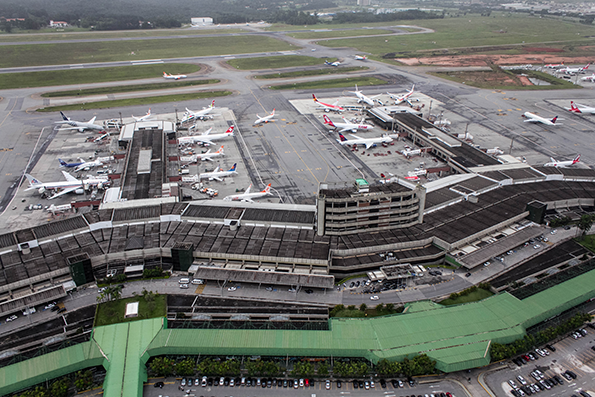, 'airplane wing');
61,170,79,182
365,142,377,150
211,176,223,182
244,184,252,194
349,134,364,140
202,128,213,136
241,198,255,203
195,138,216,146
88,117,97,124
49,186,80,200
